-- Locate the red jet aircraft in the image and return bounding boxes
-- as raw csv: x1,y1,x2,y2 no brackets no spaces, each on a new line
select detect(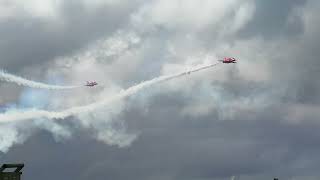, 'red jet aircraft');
85,81,98,87
219,57,237,63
